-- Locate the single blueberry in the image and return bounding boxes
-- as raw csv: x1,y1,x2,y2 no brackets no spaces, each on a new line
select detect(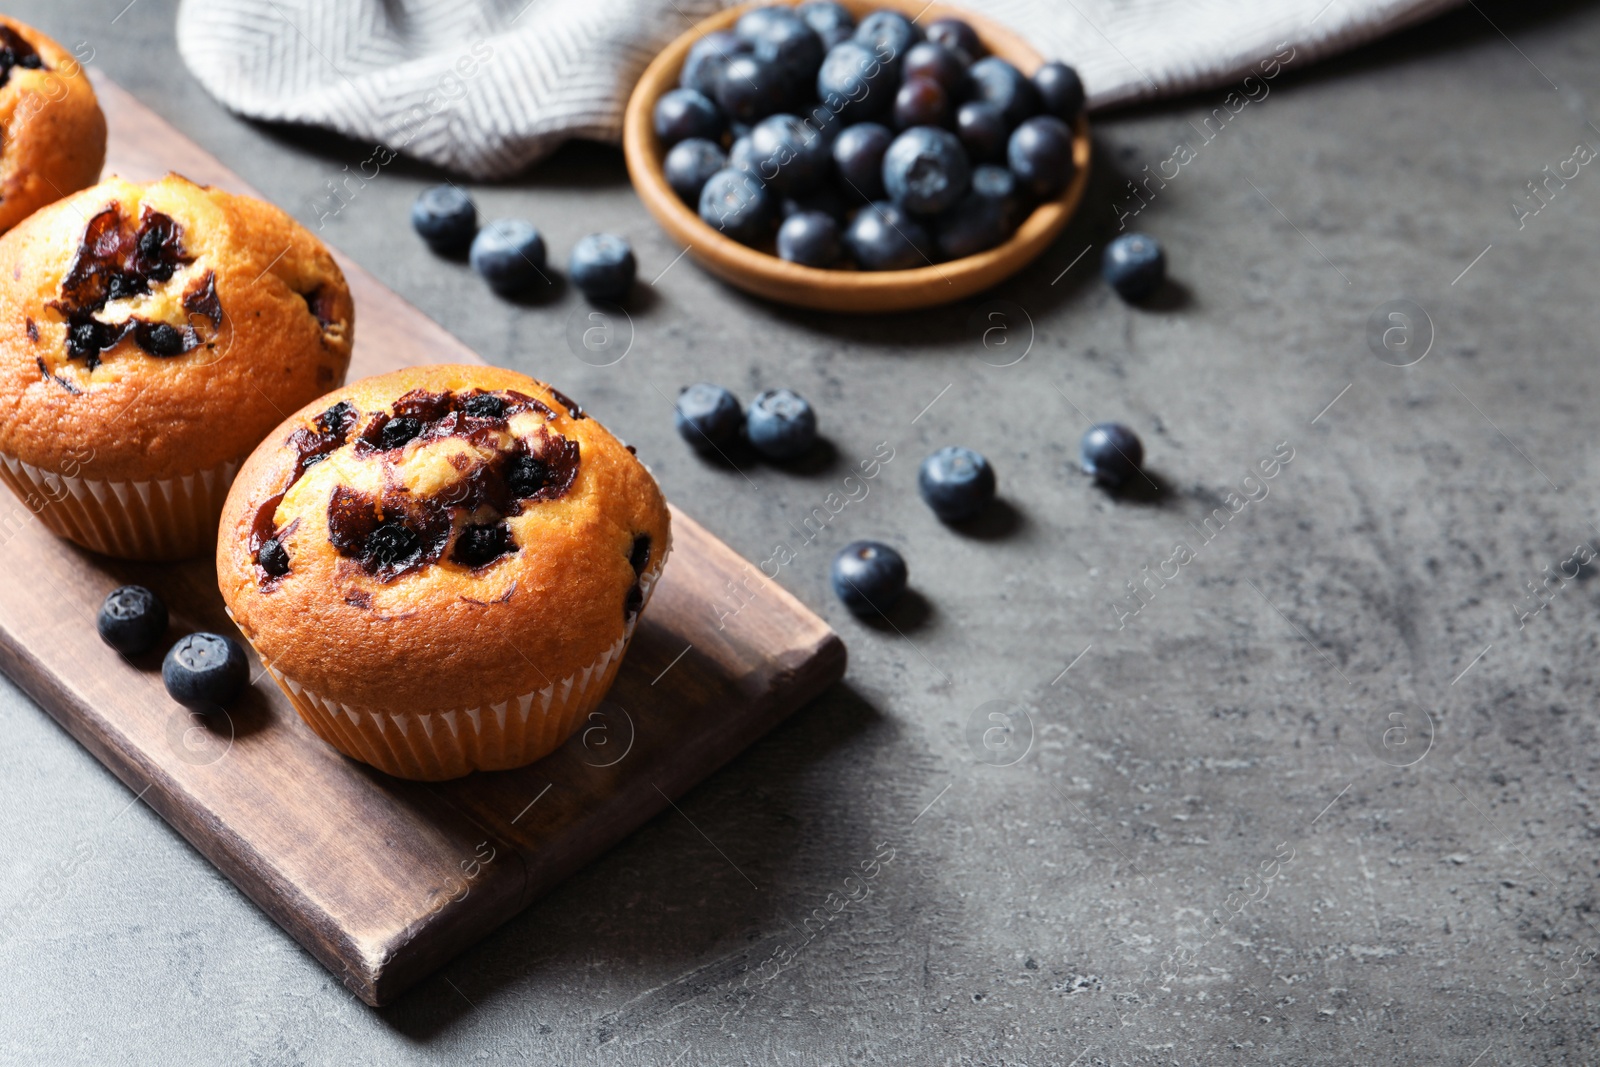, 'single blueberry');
452,523,511,568
746,388,817,460
918,446,996,521
883,126,971,216
816,41,896,124
507,454,552,498
831,540,908,613
903,41,968,93
699,167,776,245
852,10,919,74
462,393,506,419
936,165,1023,259
746,113,831,195
728,134,758,174
1101,232,1166,301
96,585,167,657
738,8,824,100
653,87,724,146
715,54,789,124
967,56,1039,127
569,233,637,303
797,1,855,49
832,122,893,201
893,76,949,130
924,17,983,64
470,219,547,297
675,383,743,451
666,138,728,204
1034,61,1085,122
955,100,1008,163
777,210,842,267
257,537,290,578
379,415,423,450
162,632,249,710
1079,422,1145,488
845,201,934,270
680,31,751,98
1007,115,1075,199
410,185,477,255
